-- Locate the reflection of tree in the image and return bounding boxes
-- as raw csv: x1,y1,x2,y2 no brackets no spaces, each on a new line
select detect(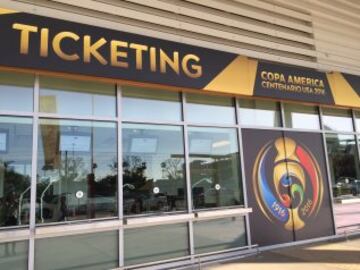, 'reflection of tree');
161,158,183,180
123,156,147,189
